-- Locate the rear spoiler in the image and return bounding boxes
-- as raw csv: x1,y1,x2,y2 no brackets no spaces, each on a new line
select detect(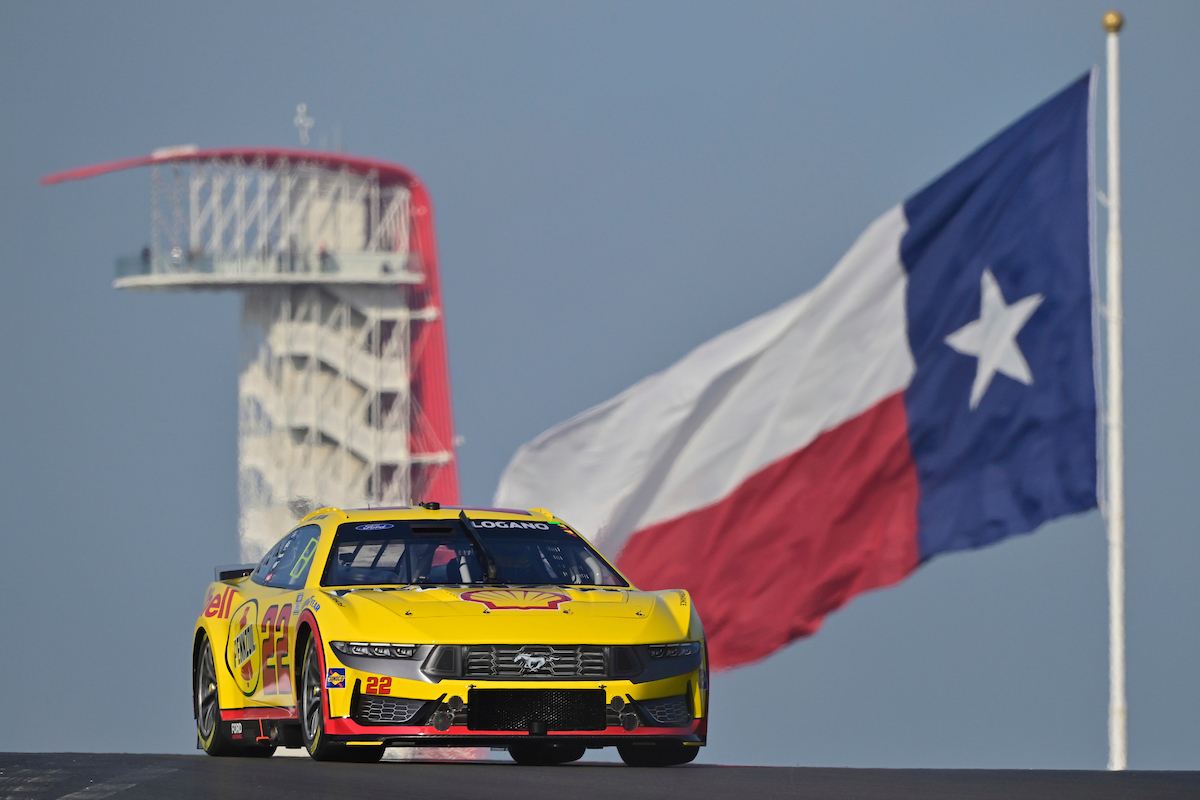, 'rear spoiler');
215,563,256,582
